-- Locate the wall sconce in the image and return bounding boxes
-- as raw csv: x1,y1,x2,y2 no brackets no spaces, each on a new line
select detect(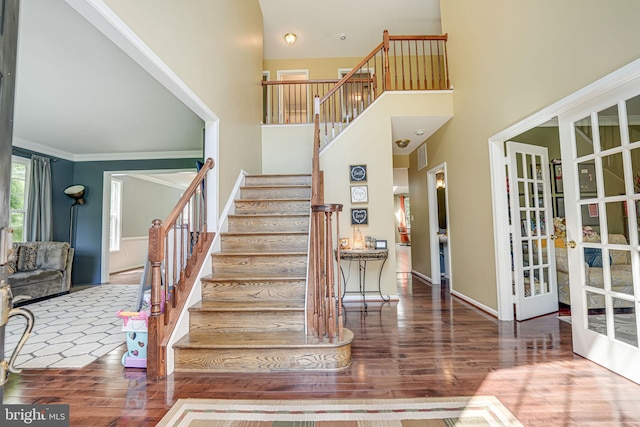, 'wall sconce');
284,33,297,44
64,184,85,247
395,139,410,149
